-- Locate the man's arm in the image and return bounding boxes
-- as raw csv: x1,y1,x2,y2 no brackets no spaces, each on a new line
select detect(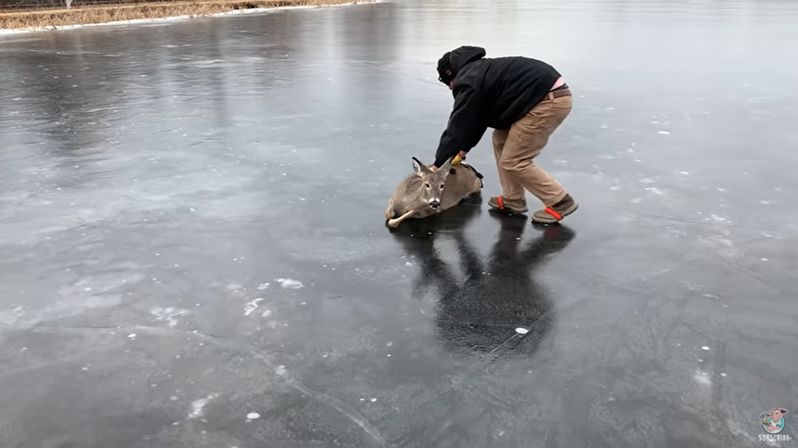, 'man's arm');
433,83,487,167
